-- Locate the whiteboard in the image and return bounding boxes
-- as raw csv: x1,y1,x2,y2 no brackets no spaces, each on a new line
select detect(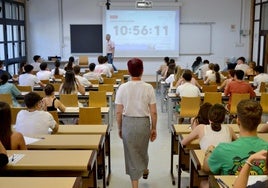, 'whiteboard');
179,23,212,55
